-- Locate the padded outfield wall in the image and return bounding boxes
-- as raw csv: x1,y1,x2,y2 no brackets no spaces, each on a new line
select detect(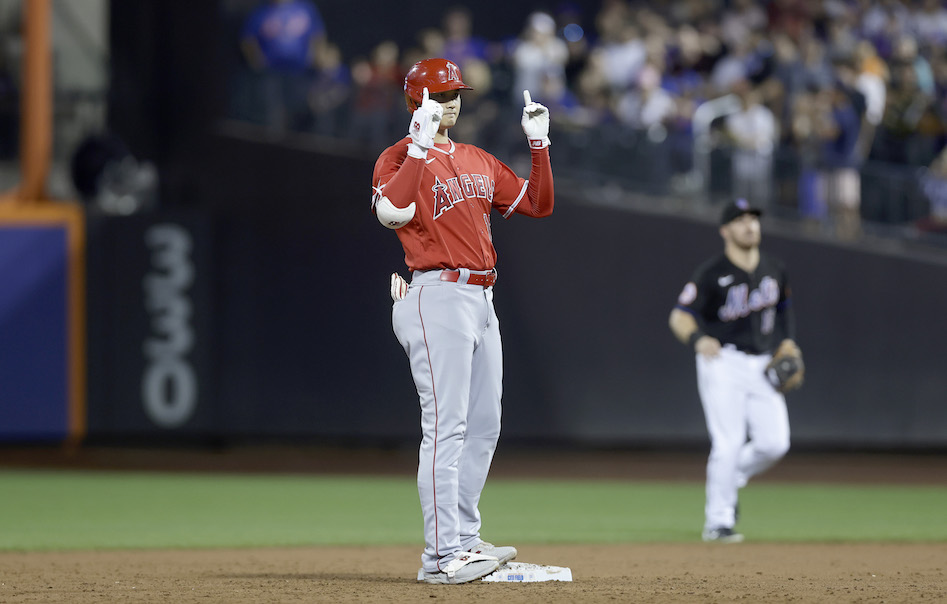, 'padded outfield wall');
83,135,947,449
